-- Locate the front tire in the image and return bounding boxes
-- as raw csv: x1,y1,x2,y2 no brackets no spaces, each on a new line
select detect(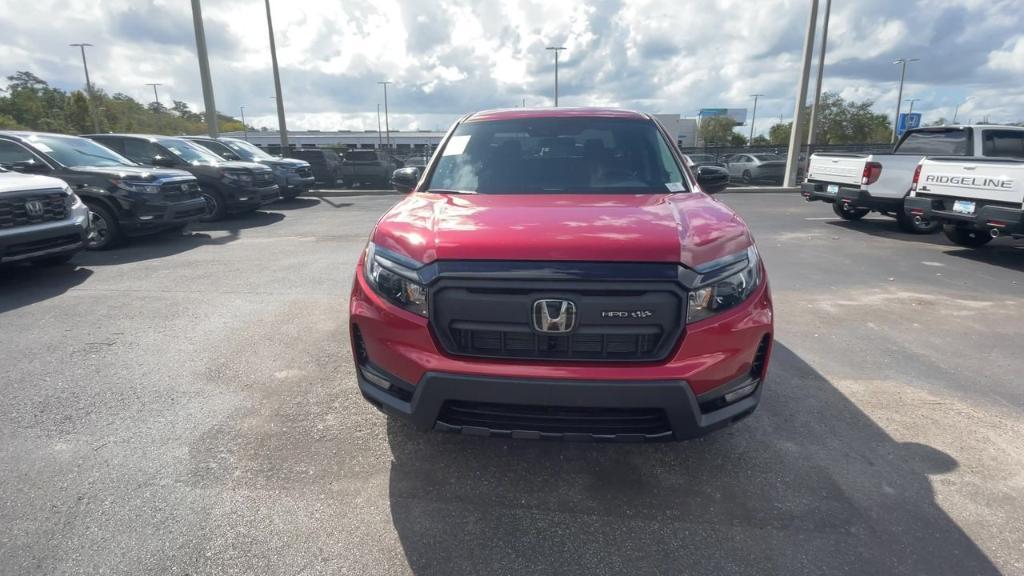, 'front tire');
832,201,870,221
943,225,993,248
85,202,121,250
896,209,940,234
198,187,226,222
